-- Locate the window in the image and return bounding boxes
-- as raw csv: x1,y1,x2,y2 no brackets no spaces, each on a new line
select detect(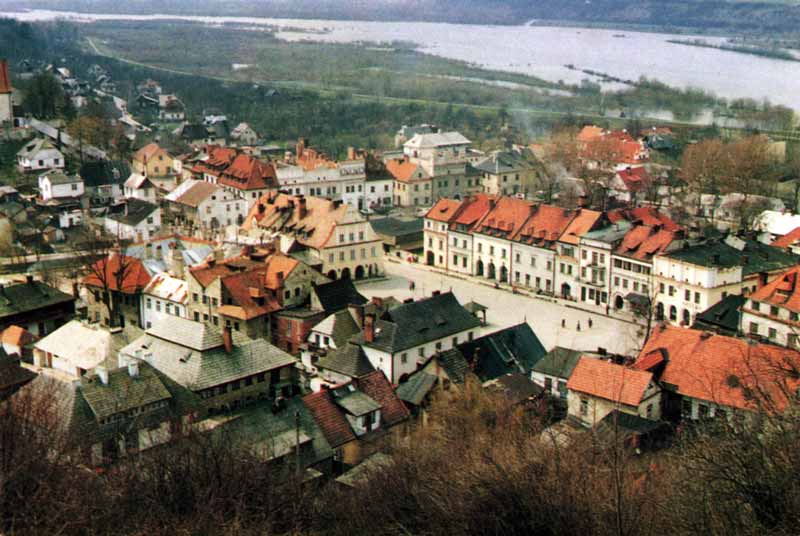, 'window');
435,341,442,350
770,305,780,316
544,377,552,392
401,353,408,364
684,289,691,301
418,347,425,358
694,292,701,304
769,327,777,339
749,322,759,335
659,283,665,294
580,398,589,416
791,312,799,321
146,298,152,309
646,403,653,418
789,334,798,348
751,301,760,312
